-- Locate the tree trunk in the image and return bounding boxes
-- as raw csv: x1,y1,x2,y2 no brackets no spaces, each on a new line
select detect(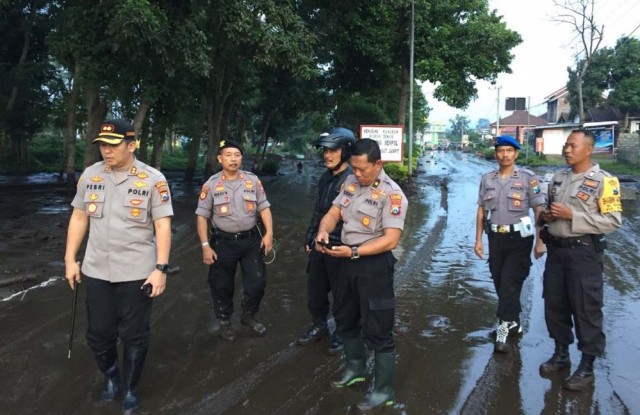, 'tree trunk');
184,96,207,181
397,64,410,126
253,110,274,172
204,67,235,177
82,86,107,167
133,99,152,139
150,123,166,169
5,0,37,114
64,64,81,186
